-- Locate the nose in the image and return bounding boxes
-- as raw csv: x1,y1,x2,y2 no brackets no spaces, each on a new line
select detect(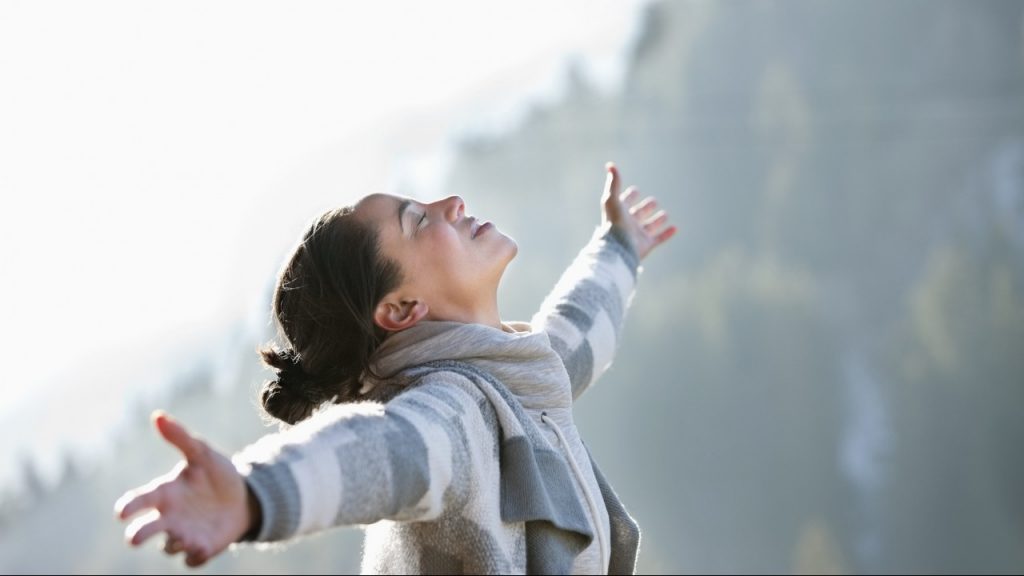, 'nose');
437,195,465,222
